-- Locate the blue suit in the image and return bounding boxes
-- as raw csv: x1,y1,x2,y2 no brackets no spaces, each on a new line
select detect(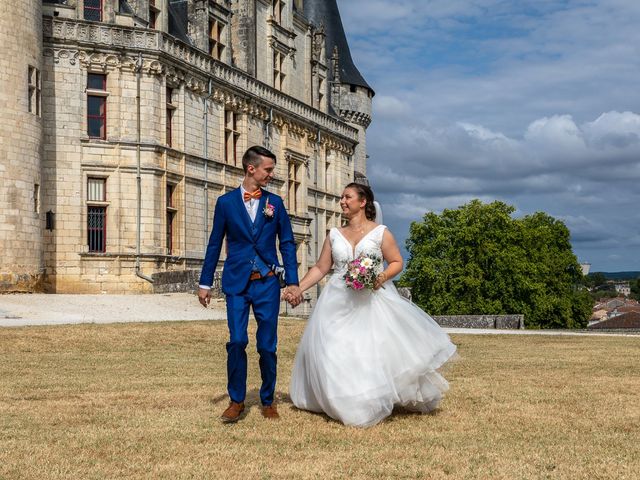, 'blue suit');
199,187,299,405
